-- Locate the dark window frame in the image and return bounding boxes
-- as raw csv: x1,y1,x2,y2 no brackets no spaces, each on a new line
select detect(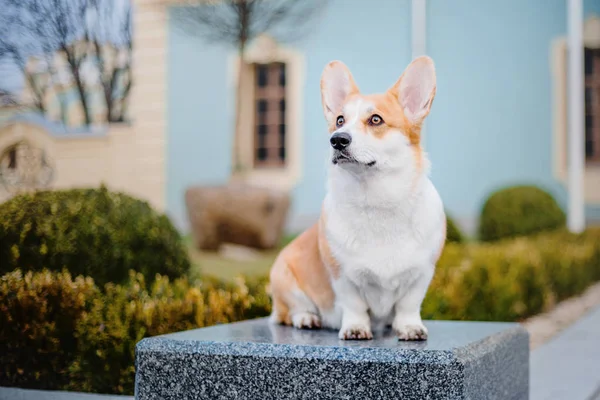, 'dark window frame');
253,62,287,168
